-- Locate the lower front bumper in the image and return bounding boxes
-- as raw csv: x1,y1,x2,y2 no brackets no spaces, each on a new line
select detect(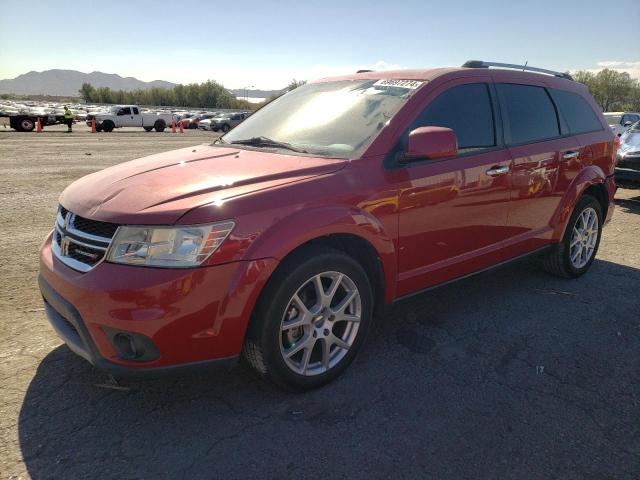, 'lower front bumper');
39,275,239,377
615,166,640,183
